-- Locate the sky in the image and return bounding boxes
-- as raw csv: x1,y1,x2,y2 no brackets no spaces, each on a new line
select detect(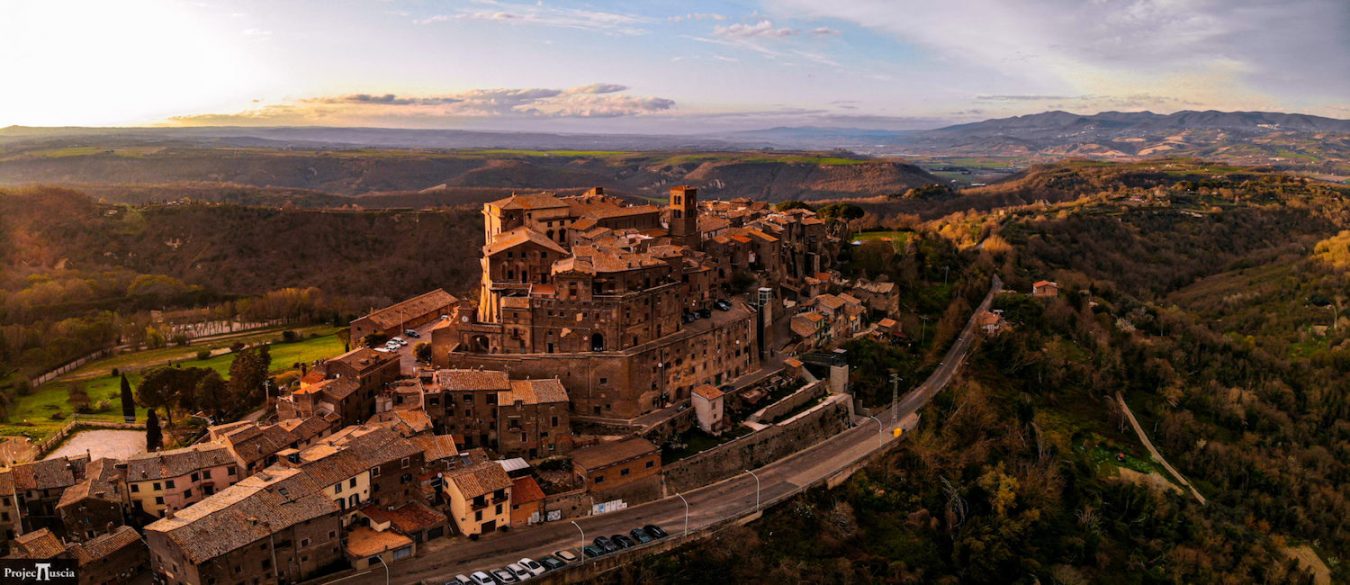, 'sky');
2,0,1347,133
